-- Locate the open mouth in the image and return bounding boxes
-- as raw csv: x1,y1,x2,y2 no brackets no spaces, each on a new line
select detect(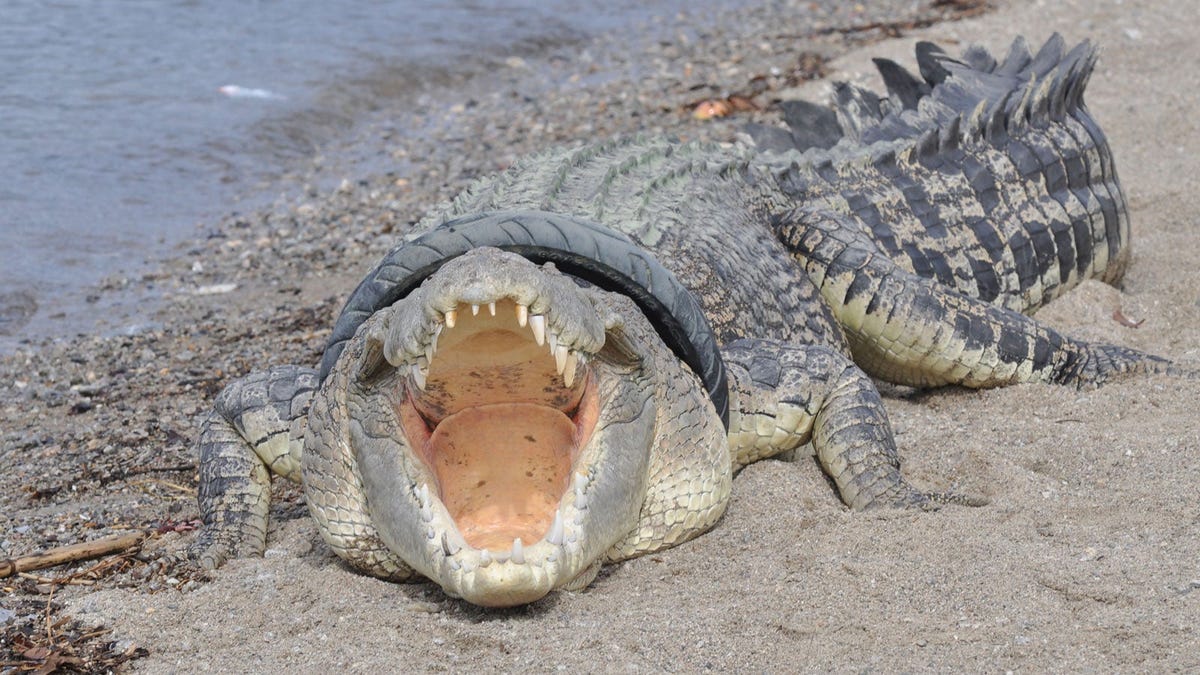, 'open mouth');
392,299,599,553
